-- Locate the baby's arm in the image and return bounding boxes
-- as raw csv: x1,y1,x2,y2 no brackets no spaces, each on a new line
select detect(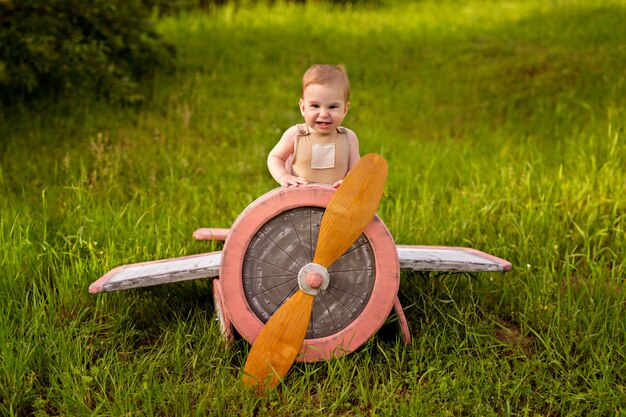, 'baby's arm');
333,129,361,188
268,125,309,187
